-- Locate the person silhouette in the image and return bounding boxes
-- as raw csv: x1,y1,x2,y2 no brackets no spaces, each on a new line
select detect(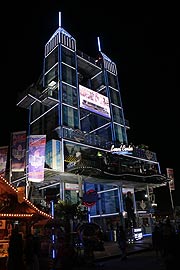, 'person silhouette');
7,226,24,270
117,225,127,260
125,191,136,228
